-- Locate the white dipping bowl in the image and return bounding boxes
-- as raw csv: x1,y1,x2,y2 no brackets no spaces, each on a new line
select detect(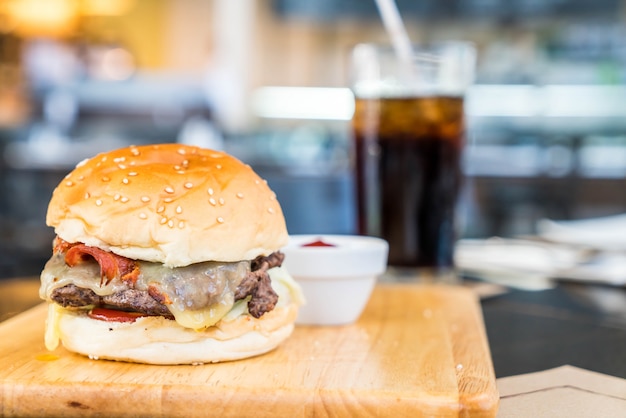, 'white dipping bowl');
281,235,388,325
